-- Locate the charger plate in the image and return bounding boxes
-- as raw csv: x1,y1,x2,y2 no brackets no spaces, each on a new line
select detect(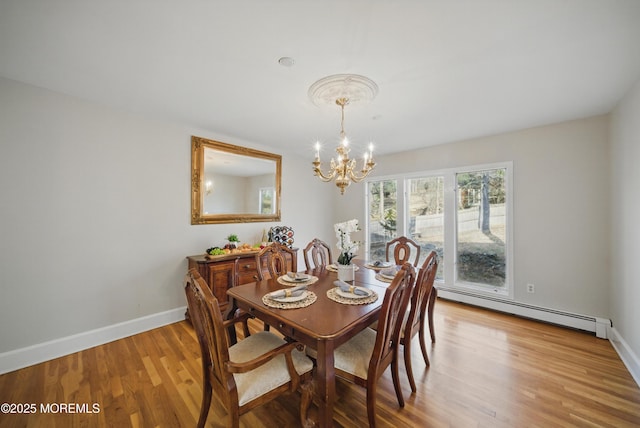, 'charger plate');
375,273,394,283
277,275,319,286
327,288,378,305
262,291,317,309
